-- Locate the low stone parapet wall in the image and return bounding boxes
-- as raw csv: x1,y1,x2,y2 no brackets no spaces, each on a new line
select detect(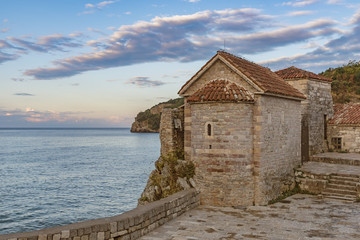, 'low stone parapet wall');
310,154,360,166
0,189,200,240
295,170,330,194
